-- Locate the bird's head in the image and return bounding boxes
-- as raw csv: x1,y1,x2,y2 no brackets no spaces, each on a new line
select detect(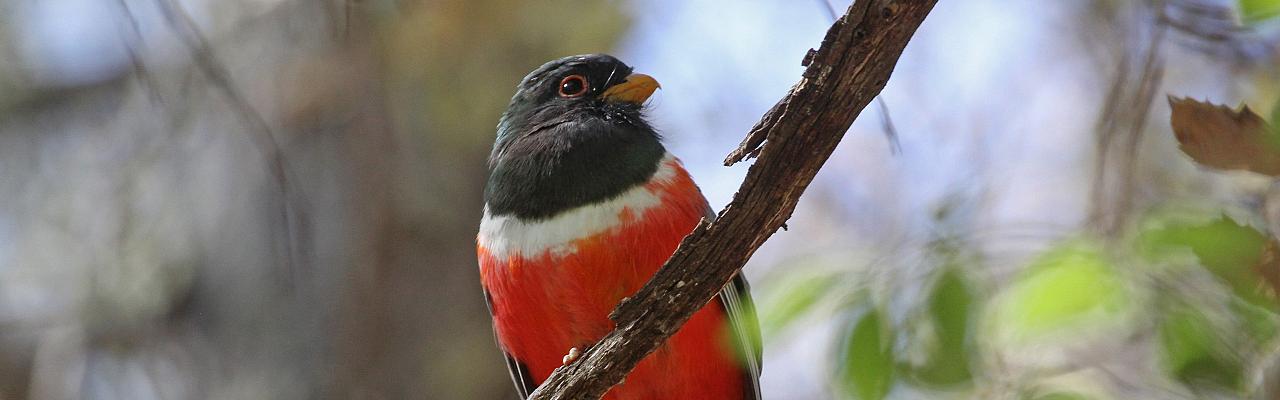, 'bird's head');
486,54,667,220
493,54,661,163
